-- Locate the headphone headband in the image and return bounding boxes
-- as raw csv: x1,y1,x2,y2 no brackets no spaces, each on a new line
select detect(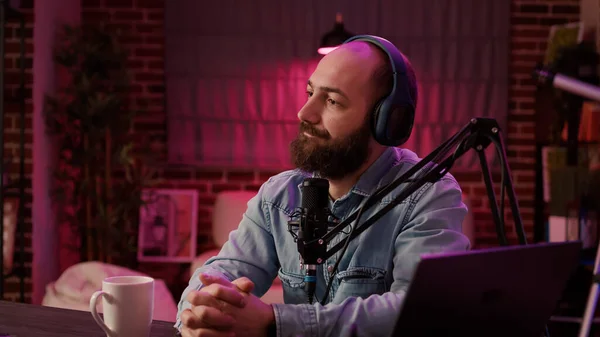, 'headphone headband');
342,35,416,146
